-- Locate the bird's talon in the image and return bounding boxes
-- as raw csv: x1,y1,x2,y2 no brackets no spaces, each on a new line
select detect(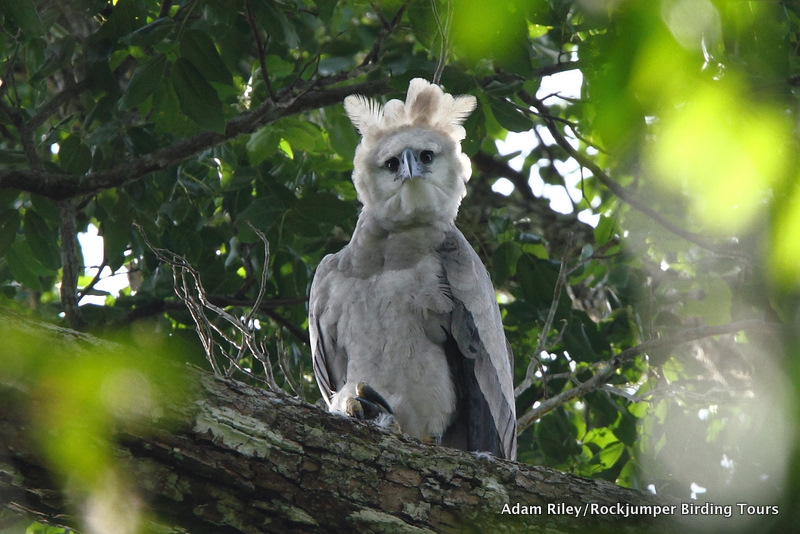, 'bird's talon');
345,397,365,419
356,382,394,415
